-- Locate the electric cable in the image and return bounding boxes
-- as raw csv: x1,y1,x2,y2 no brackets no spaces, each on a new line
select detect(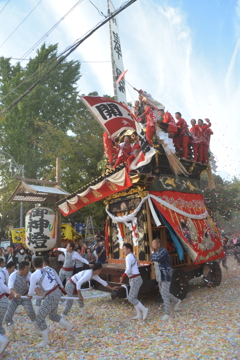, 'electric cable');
88,0,107,18
0,0,137,116
0,0,43,48
11,58,111,63
0,0,10,15
0,0,84,102
18,0,84,63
